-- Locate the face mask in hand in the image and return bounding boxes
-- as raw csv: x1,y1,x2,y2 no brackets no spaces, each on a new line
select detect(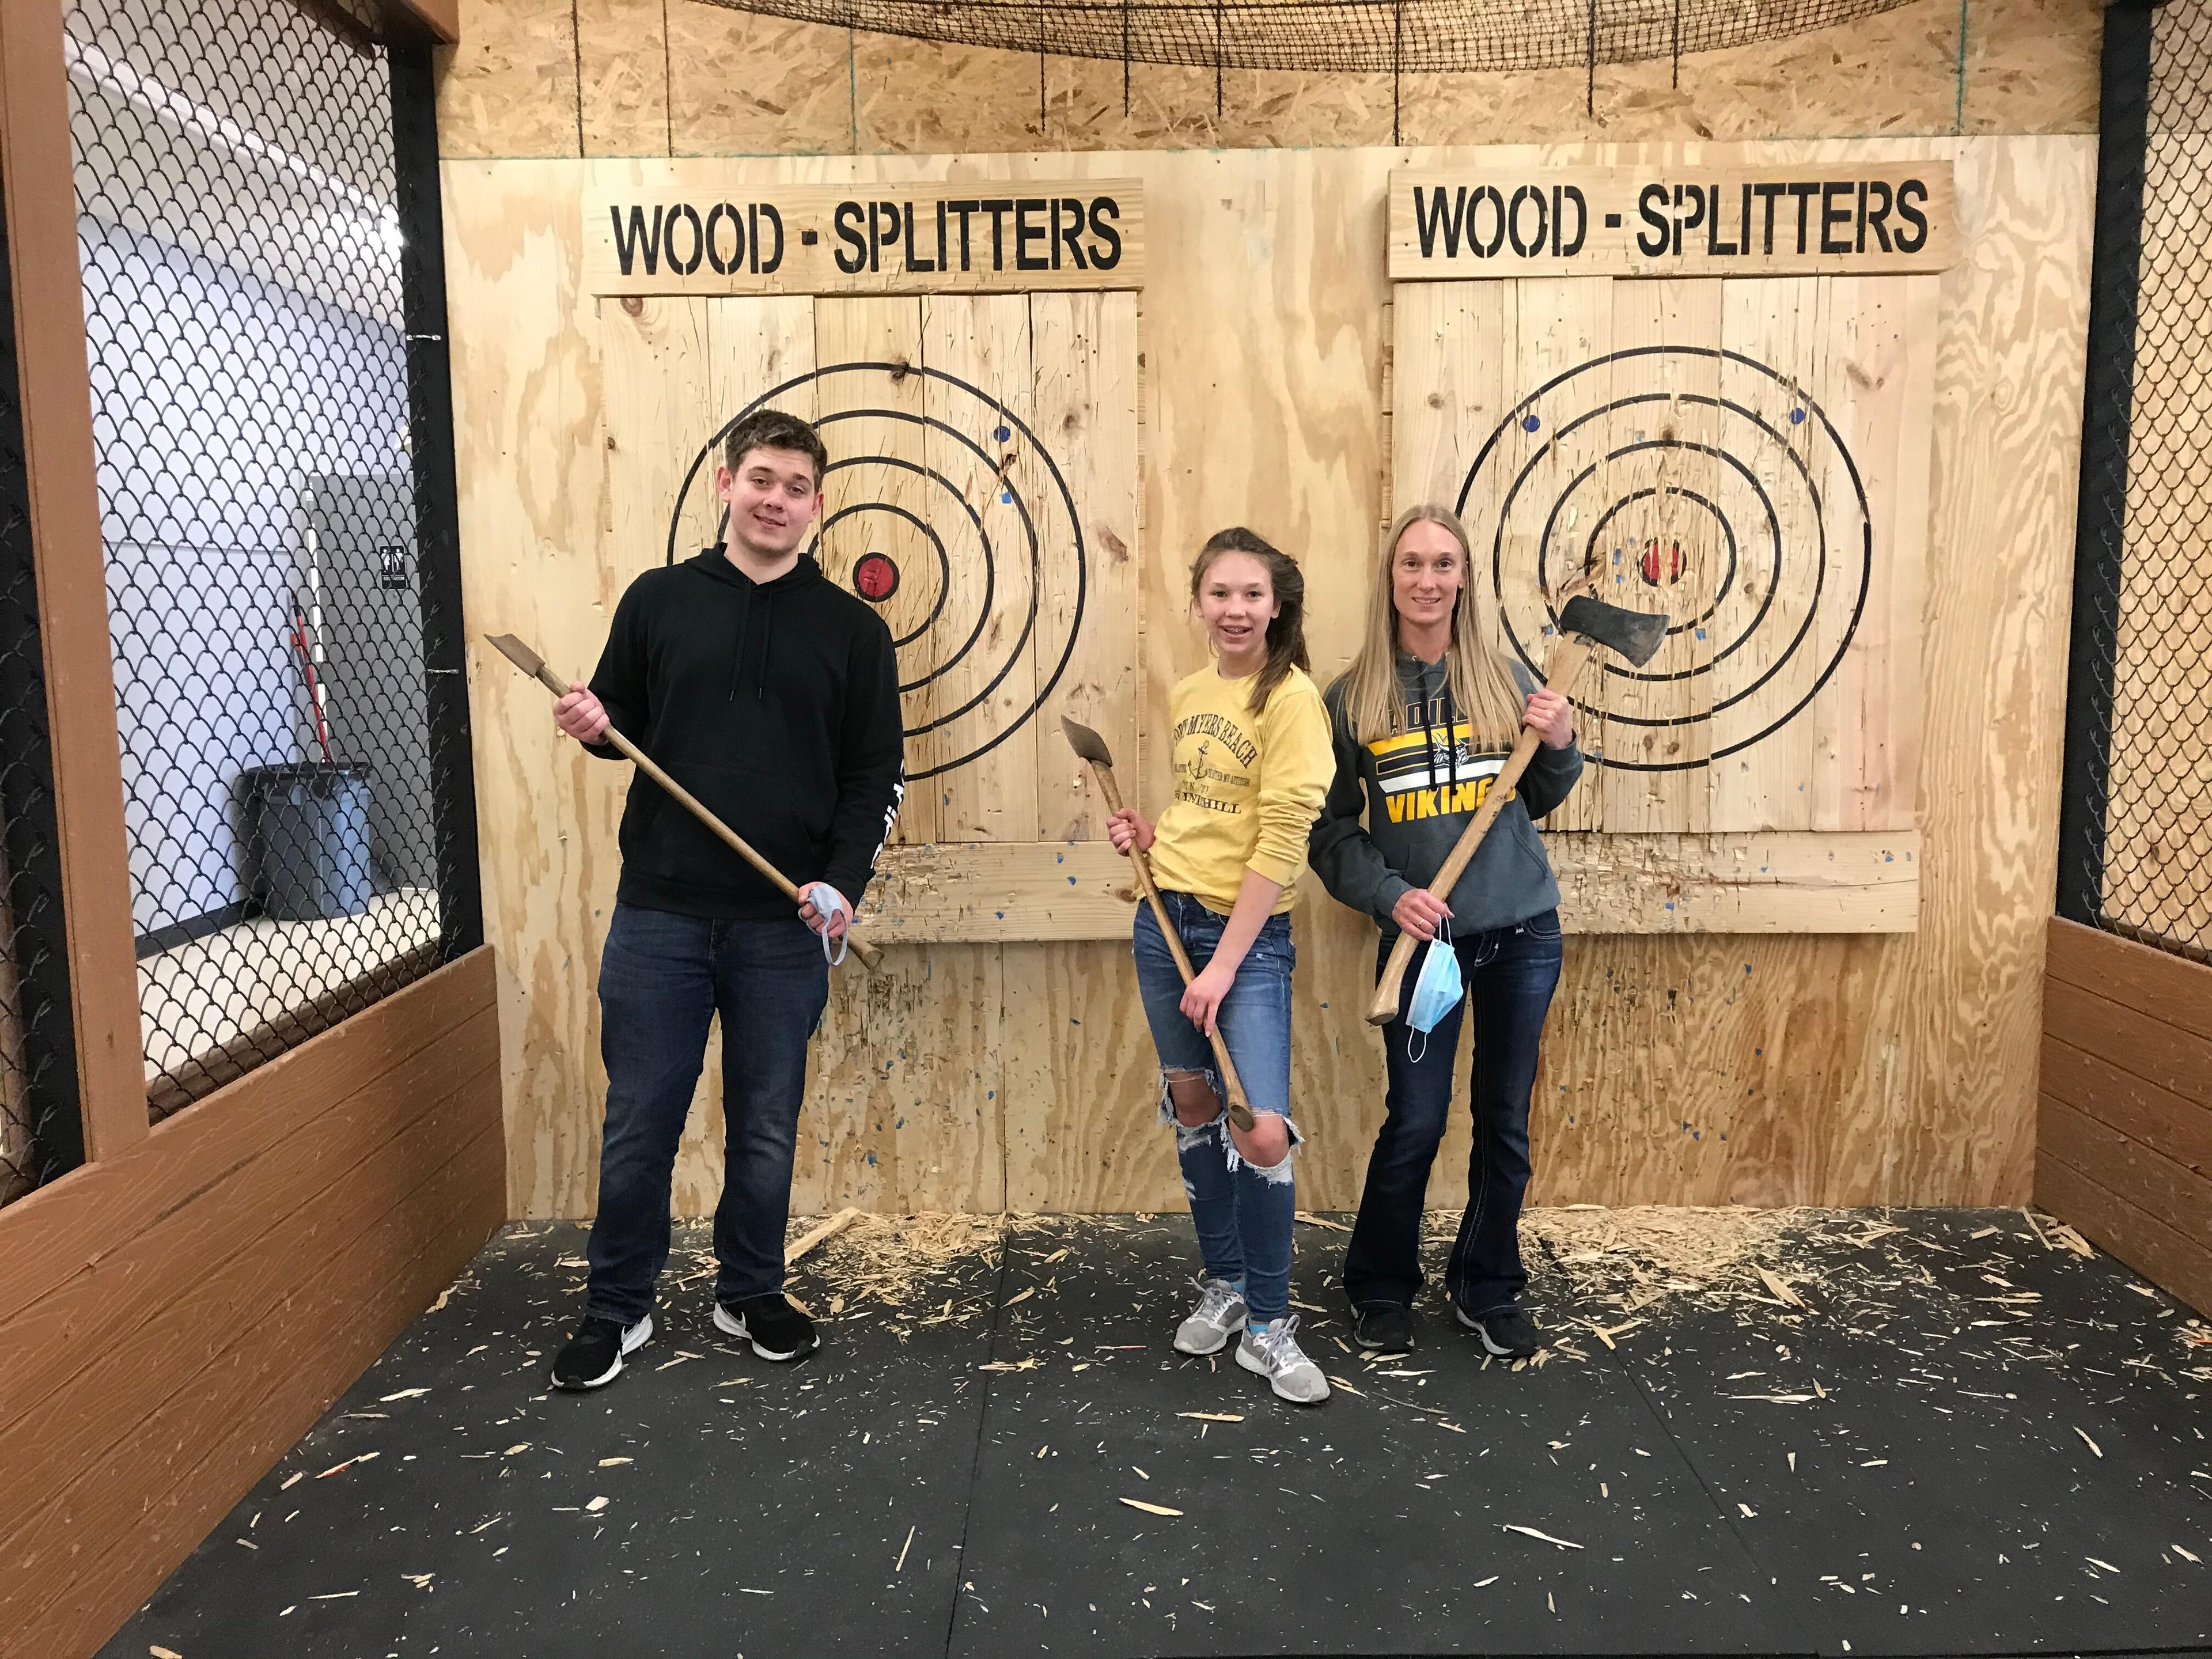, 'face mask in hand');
804,881,851,968
1403,926,1463,1062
